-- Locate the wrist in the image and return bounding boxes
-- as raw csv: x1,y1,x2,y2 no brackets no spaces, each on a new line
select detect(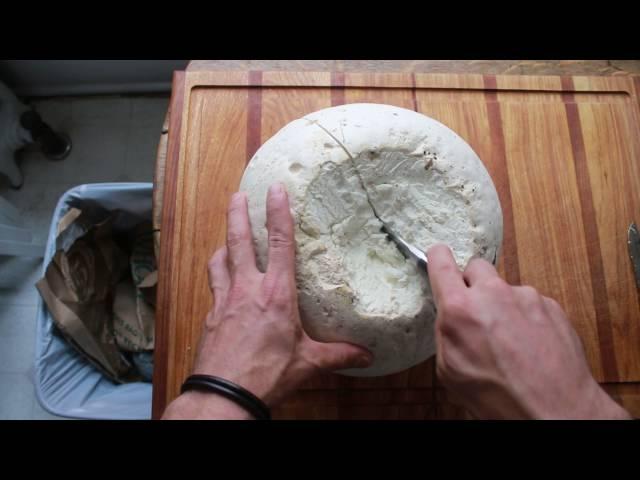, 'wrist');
162,390,253,420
